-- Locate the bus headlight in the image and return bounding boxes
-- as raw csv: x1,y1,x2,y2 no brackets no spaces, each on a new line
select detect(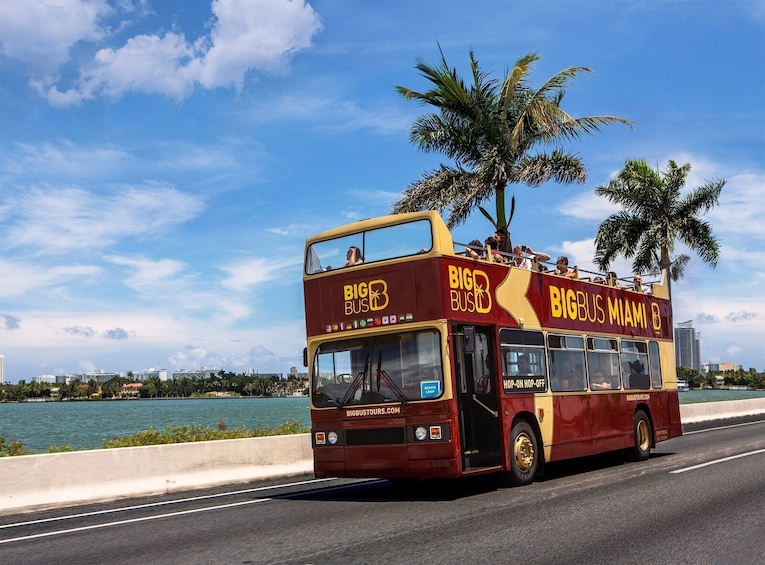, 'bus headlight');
415,426,428,441
327,431,338,445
